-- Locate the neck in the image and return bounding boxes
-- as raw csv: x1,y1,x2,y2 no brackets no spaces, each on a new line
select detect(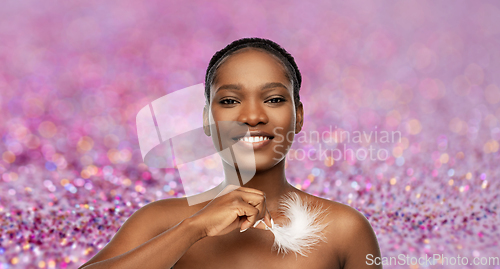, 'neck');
222,159,294,212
